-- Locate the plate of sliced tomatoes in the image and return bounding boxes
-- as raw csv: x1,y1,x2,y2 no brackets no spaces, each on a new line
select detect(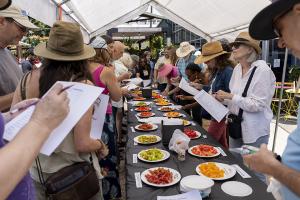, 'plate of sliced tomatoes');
158,106,175,112
135,123,158,131
137,112,155,118
184,128,201,139
141,167,181,187
133,97,146,101
188,144,220,158
135,106,151,112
